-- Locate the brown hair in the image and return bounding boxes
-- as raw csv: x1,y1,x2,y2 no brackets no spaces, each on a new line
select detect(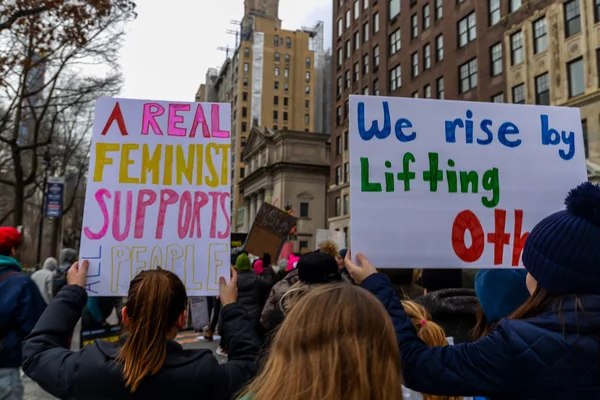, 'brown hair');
509,285,562,320
472,303,492,340
319,240,339,259
402,301,462,400
239,283,402,400
116,268,187,392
